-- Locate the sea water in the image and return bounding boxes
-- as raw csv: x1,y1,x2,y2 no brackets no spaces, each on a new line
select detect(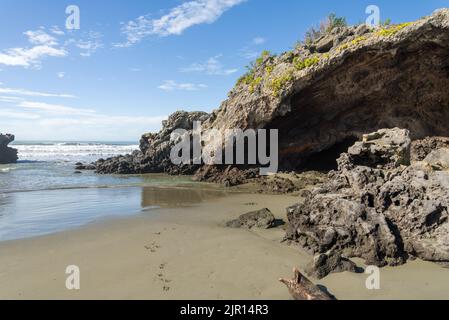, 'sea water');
0,141,202,241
